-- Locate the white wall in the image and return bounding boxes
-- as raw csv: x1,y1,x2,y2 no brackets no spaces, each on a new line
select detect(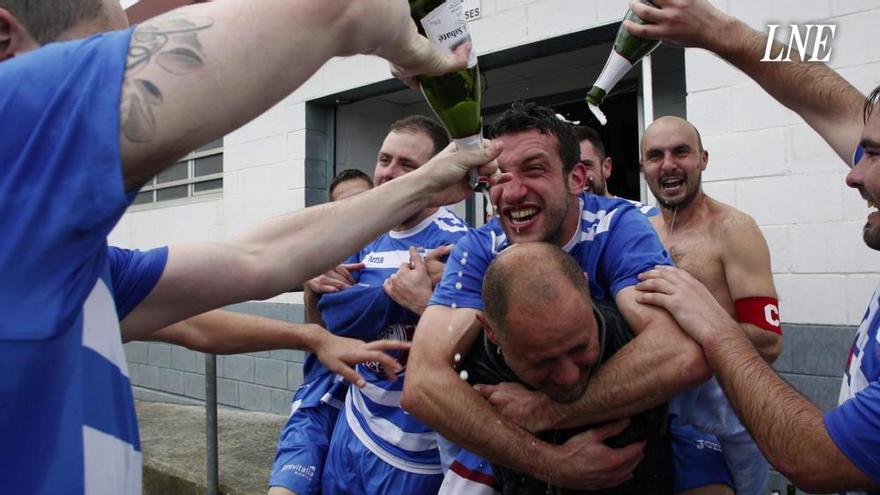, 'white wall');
110,0,879,322
679,1,880,324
